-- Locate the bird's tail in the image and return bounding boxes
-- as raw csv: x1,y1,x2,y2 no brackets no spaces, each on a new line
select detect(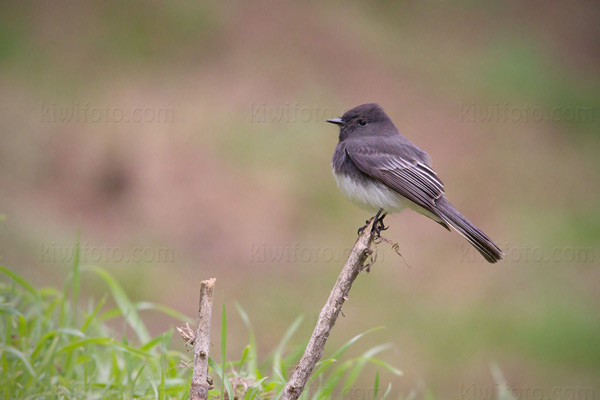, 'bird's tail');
436,198,504,263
